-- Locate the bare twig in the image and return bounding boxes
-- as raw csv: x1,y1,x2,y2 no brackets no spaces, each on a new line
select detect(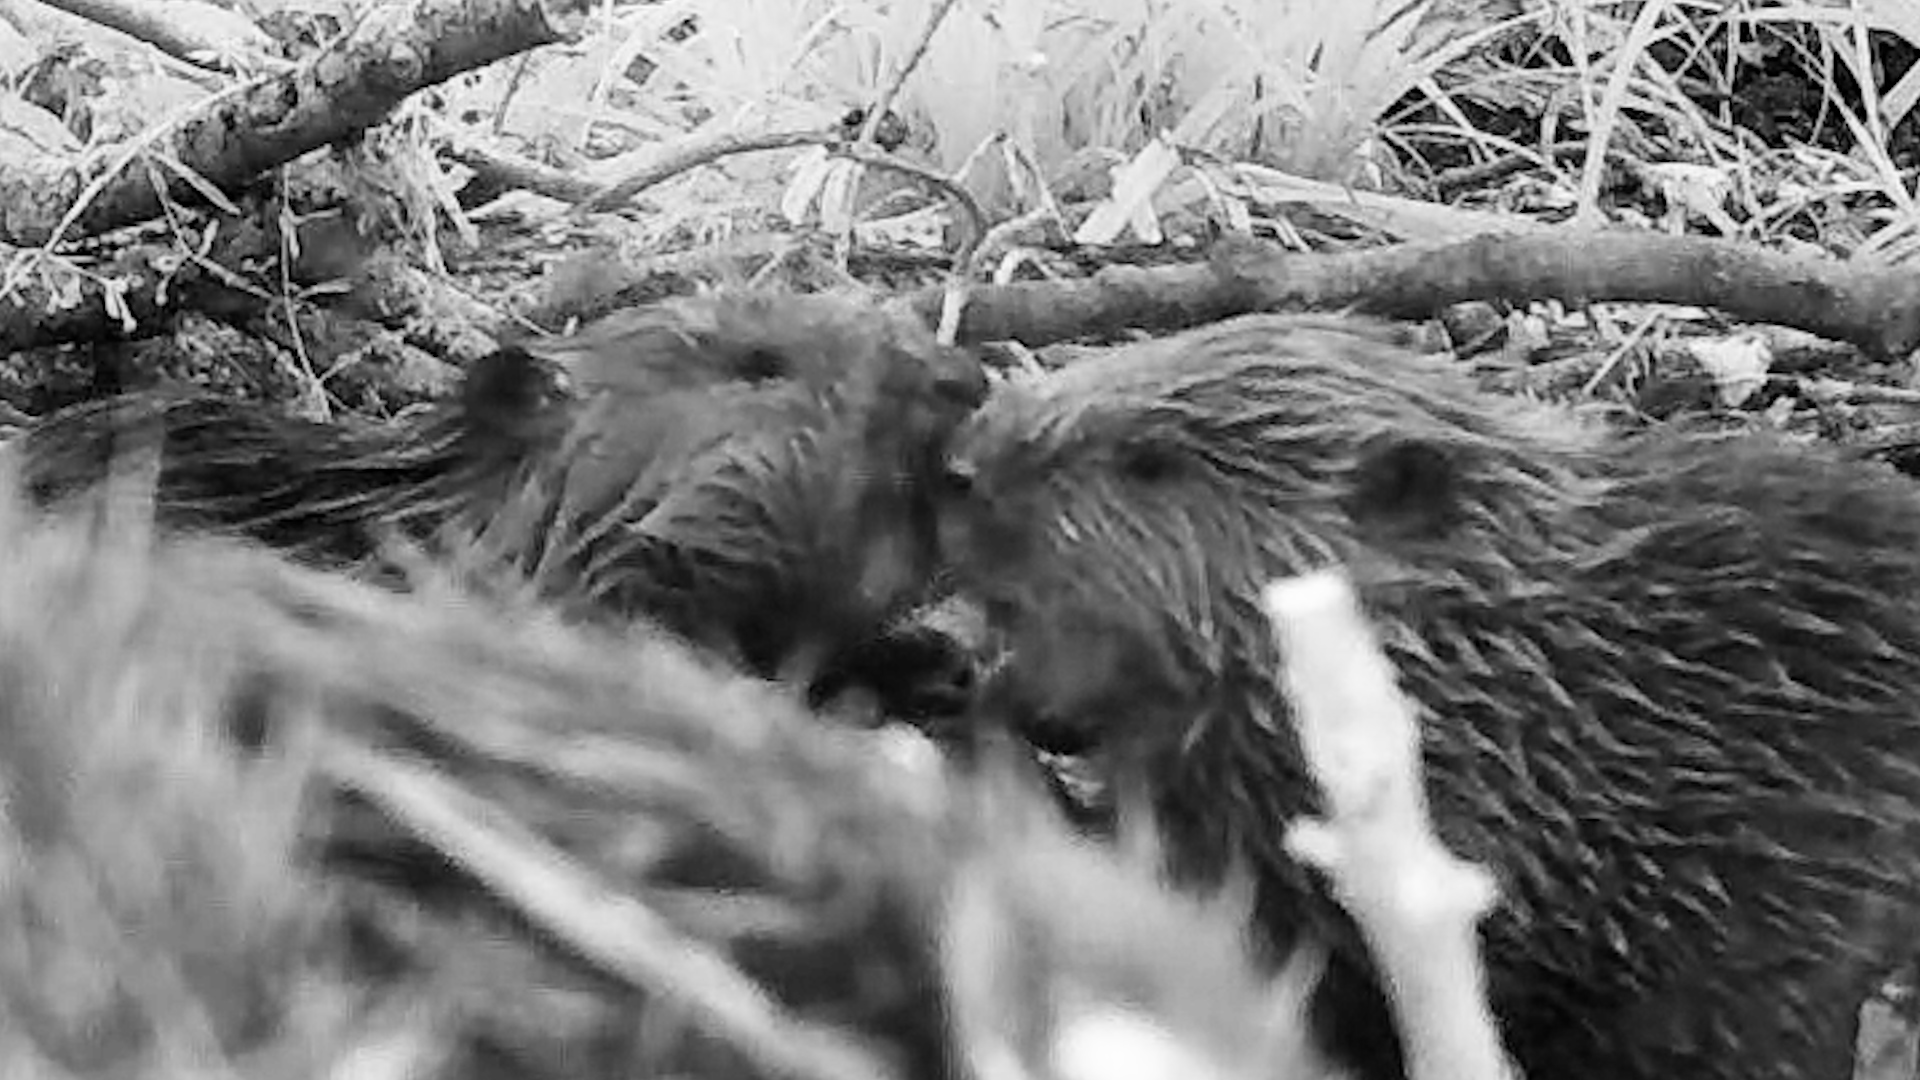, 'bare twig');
856,0,959,148
576,128,830,215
